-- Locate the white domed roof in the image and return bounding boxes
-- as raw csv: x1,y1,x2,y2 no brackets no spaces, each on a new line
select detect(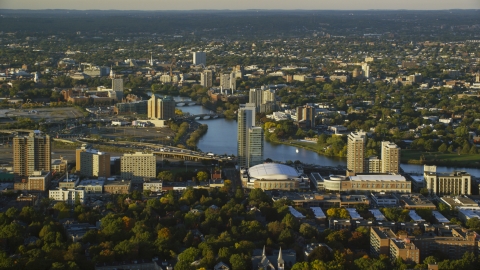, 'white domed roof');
248,163,300,180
